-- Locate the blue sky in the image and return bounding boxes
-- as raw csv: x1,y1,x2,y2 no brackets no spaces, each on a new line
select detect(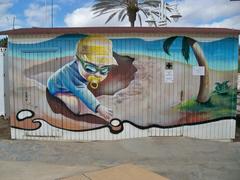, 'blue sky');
0,0,92,28
0,0,240,30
